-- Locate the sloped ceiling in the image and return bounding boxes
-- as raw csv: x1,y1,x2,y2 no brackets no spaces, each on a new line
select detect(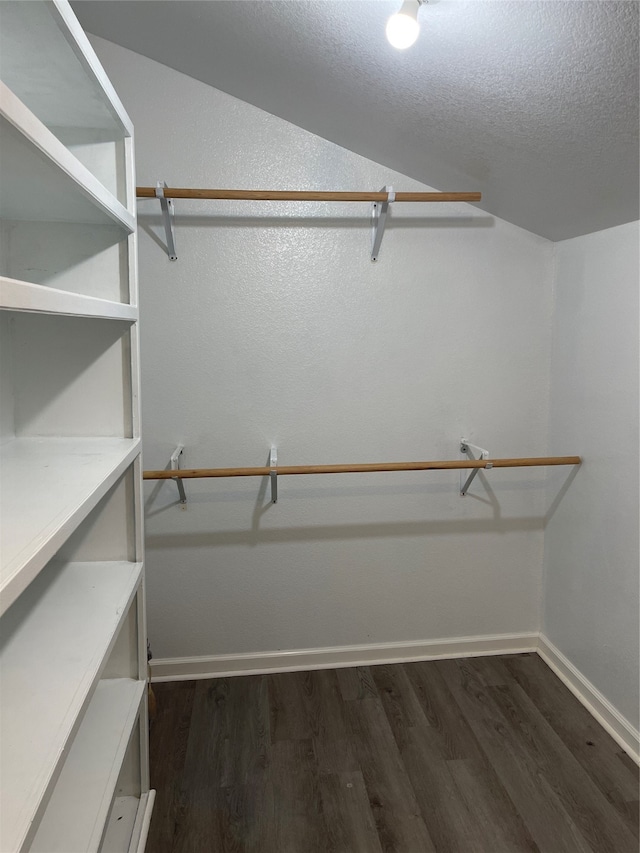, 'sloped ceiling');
72,0,639,241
